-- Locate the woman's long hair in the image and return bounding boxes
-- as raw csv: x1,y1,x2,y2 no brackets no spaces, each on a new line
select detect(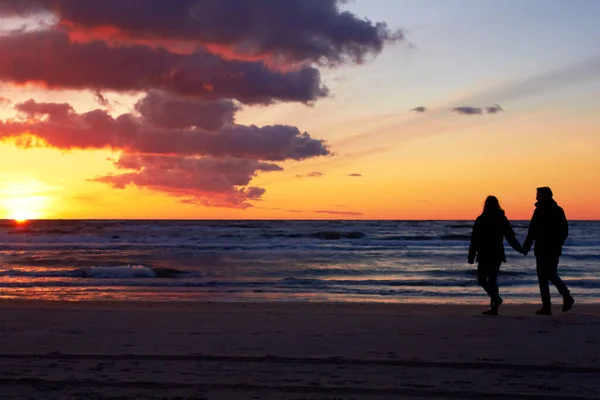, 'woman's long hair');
482,195,505,217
